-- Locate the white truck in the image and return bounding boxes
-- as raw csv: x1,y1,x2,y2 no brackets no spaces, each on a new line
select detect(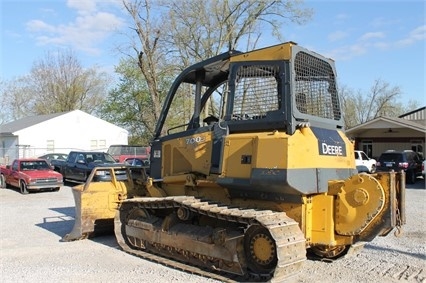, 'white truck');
354,150,376,173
